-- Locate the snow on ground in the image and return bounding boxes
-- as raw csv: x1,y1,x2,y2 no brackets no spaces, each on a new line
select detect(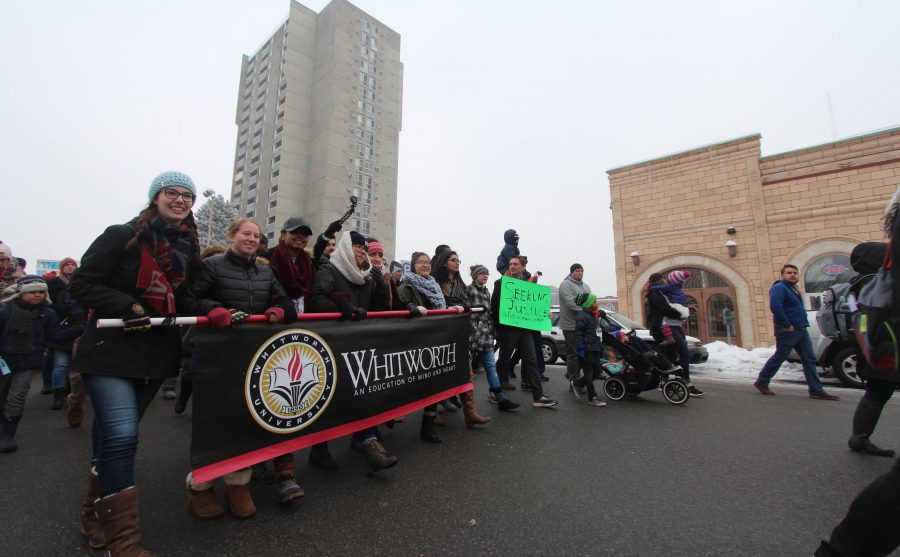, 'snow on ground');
692,341,811,384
